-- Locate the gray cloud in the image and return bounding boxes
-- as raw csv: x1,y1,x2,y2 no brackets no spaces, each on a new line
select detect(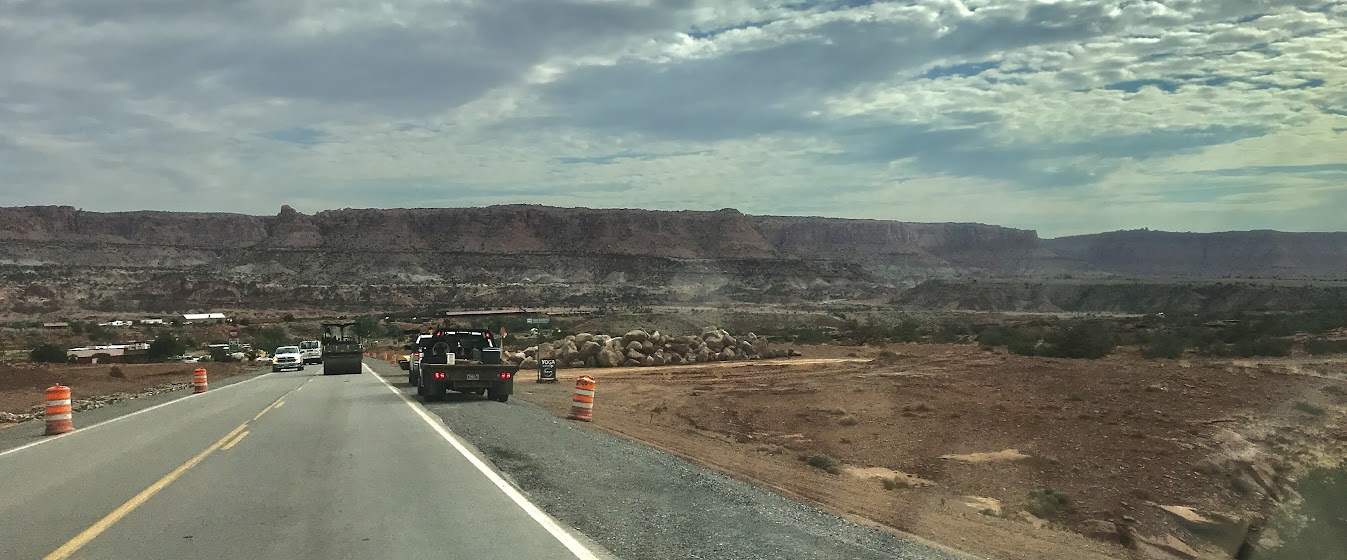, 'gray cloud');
0,0,1343,235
